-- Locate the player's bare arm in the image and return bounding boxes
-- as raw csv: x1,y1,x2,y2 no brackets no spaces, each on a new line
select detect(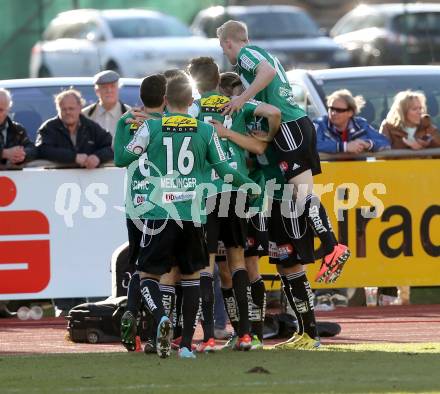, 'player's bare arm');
210,119,267,155
252,102,281,142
